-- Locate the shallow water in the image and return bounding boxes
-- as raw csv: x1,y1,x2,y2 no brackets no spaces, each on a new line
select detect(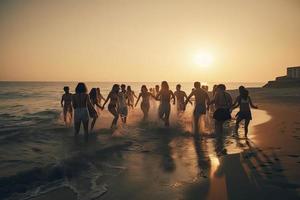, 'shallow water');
0,81,270,200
